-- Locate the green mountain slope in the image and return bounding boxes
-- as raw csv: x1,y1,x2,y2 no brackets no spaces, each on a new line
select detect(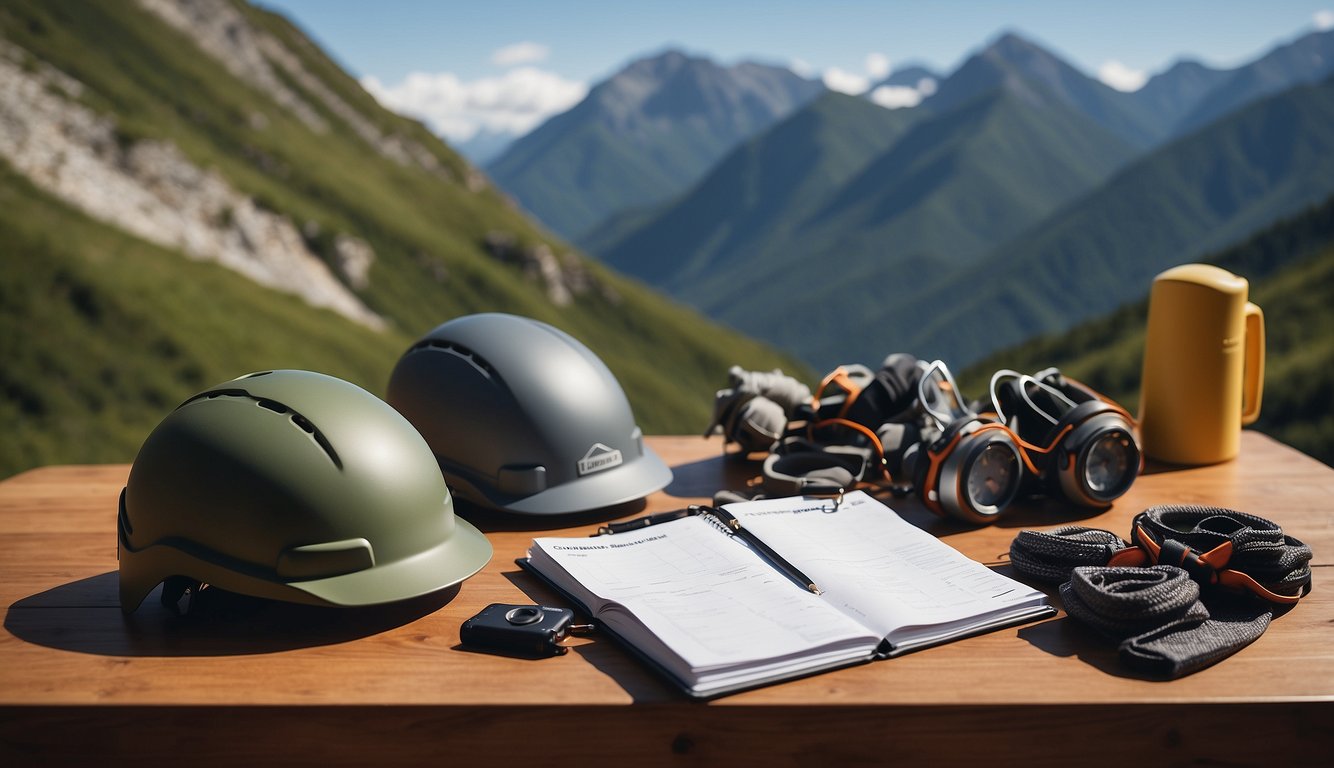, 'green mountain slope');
486,50,824,240
593,84,1137,371
0,0,811,478
593,91,921,287
896,75,1334,369
960,196,1334,467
